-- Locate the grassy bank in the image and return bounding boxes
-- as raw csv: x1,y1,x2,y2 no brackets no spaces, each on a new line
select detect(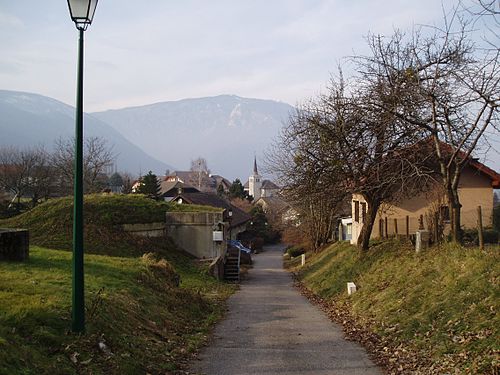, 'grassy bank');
0,194,220,256
0,195,234,374
292,240,499,374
